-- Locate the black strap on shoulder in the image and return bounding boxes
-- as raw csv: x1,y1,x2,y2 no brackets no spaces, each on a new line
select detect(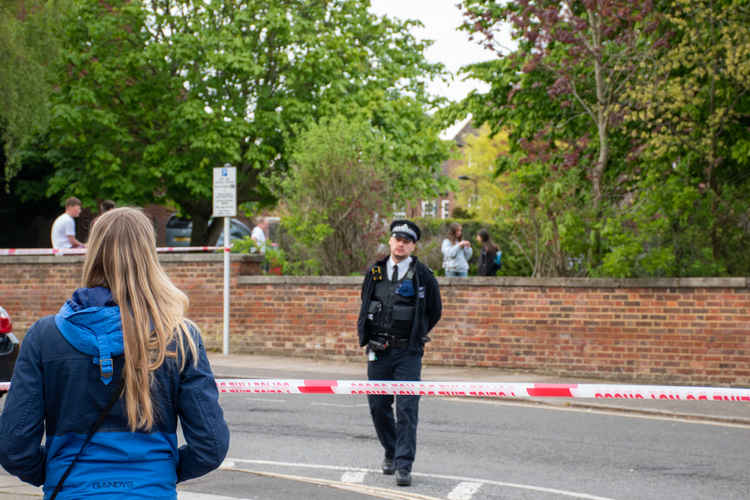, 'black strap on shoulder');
49,376,124,500
407,259,421,283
